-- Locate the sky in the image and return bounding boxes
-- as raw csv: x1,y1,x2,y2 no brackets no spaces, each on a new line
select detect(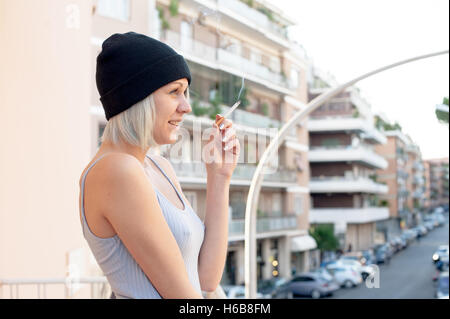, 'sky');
269,0,449,160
